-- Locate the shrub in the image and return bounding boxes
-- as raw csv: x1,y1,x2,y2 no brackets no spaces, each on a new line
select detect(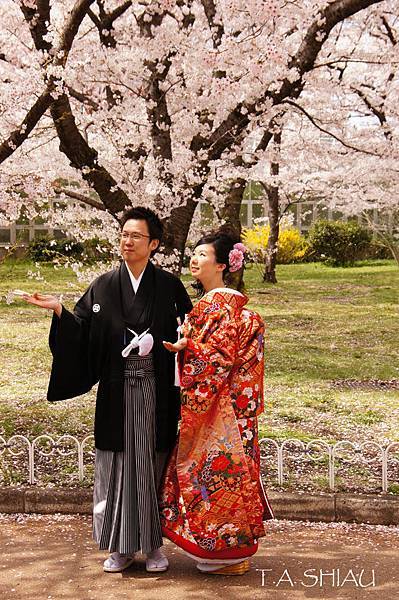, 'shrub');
366,238,393,260
28,236,112,263
79,237,113,262
28,236,82,262
243,224,308,264
277,228,309,264
307,220,373,266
